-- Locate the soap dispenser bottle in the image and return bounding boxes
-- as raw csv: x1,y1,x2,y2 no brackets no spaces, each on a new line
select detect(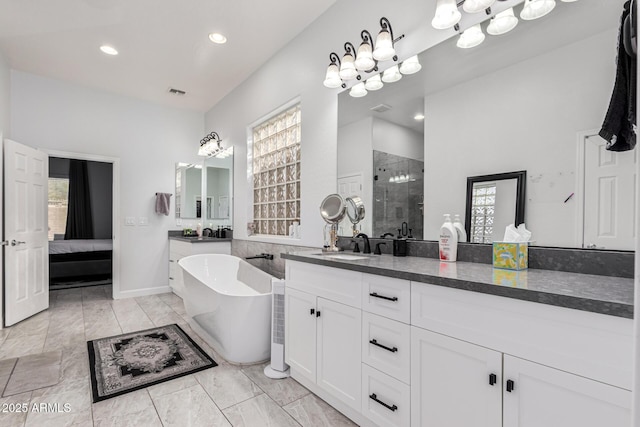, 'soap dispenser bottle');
453,214,467,243
439,214,458,262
